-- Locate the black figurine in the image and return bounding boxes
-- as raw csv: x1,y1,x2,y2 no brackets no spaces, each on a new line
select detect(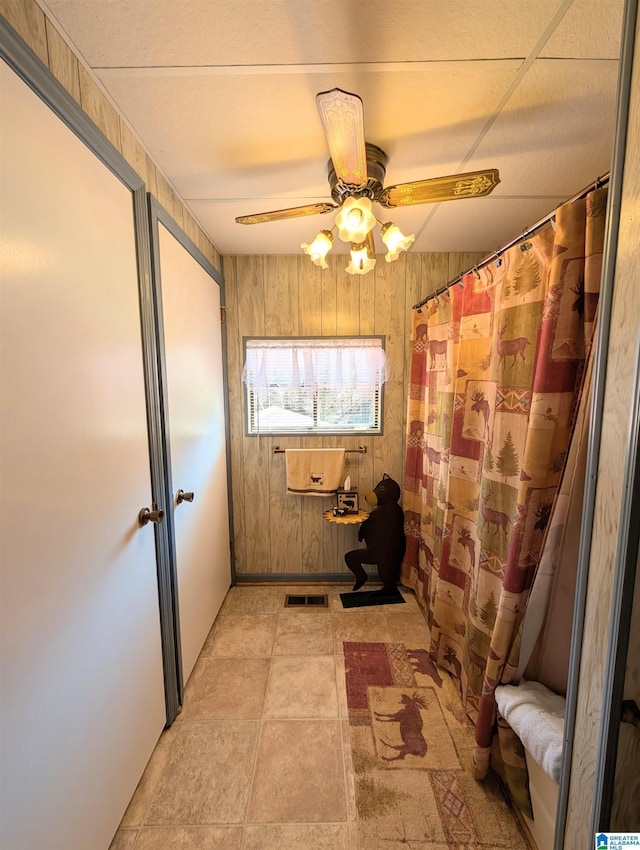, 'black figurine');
345,474,406,596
